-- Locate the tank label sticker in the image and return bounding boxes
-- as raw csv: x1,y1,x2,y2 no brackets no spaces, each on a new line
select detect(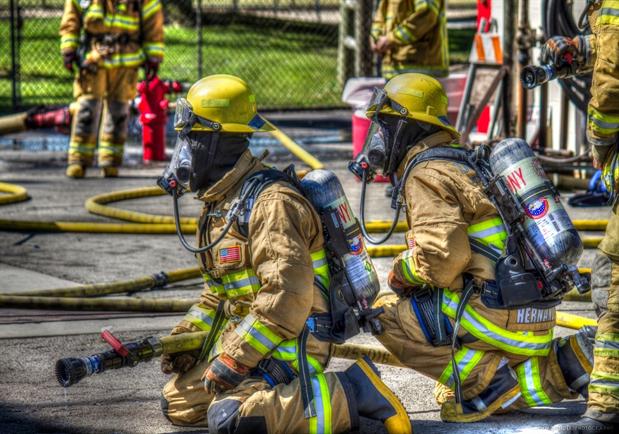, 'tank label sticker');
501,157,547,195
525,198,550,219
349,235,364,255
328,196,355,230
